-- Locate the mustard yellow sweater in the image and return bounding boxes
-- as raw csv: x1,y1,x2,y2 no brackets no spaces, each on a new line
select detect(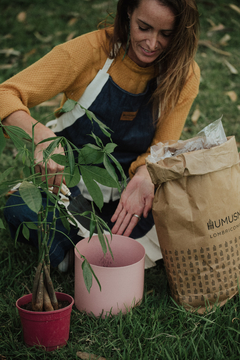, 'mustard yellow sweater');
0,29,200,177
